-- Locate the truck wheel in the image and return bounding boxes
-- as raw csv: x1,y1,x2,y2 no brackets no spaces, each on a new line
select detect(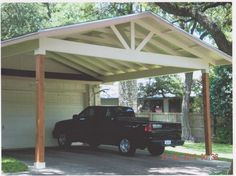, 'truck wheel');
118,138,136,156
58,134,71,149
148,144,165,156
